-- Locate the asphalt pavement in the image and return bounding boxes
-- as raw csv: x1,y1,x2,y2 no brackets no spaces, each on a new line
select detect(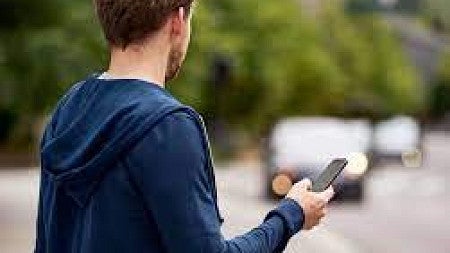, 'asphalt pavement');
218,132,450,252
0,132,449,253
